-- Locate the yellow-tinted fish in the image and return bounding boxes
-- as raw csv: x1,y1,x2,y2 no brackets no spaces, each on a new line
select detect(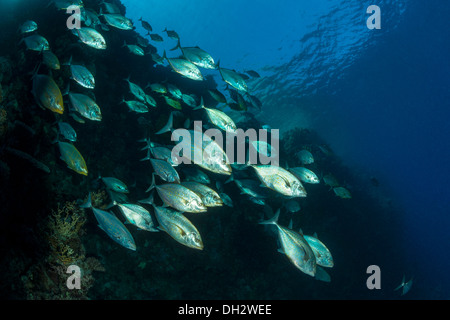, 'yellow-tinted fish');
164,96,181,110
58,141,88,176
32,74,64,114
